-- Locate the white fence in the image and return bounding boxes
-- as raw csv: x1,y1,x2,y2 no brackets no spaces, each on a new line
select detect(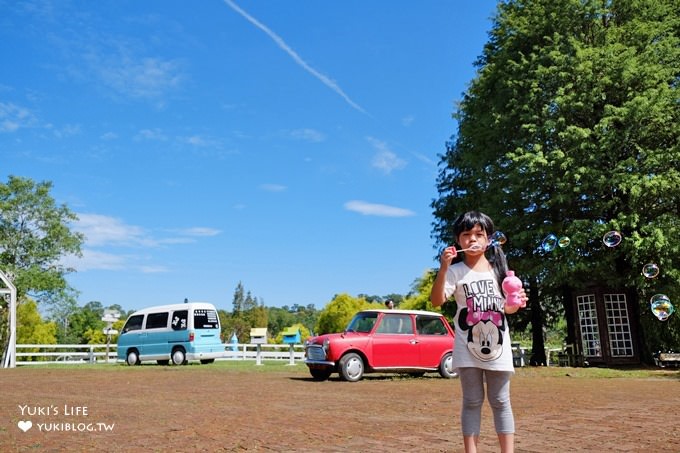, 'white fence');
16,344,117,364
224,344,305,362
15,343,305,365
